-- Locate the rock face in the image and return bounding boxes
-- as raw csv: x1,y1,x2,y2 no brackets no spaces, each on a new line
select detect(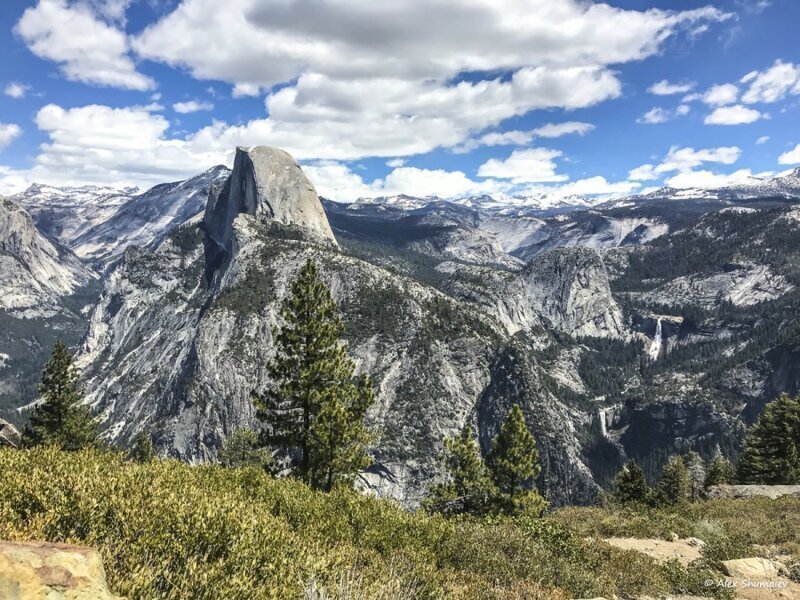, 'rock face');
11,167,230,269
0,419,22,448
204,146,336,255
0,541,119,599
0,199,97,316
